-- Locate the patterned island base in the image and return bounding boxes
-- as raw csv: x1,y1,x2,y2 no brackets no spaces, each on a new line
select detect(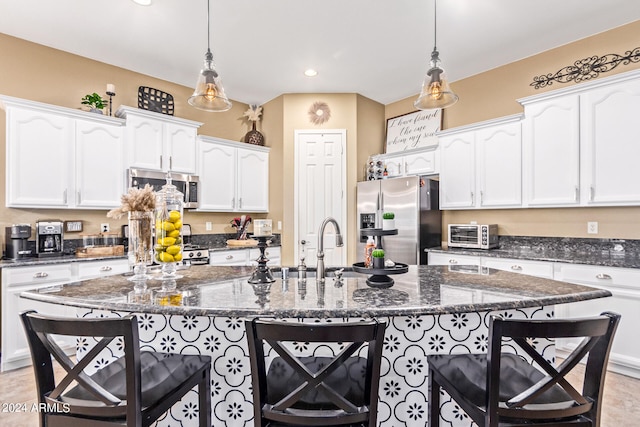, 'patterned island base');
77,306,554,427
